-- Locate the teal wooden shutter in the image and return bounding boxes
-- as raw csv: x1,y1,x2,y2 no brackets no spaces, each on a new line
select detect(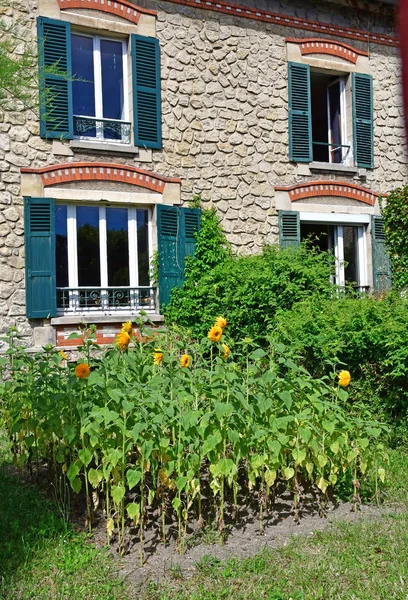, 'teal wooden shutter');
157,206,201,309
131,34,162,149
372,216,391,293
279,211,300,248
352,73,373,168
24,197,57,318
37,17,73,139
288,62,312,163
